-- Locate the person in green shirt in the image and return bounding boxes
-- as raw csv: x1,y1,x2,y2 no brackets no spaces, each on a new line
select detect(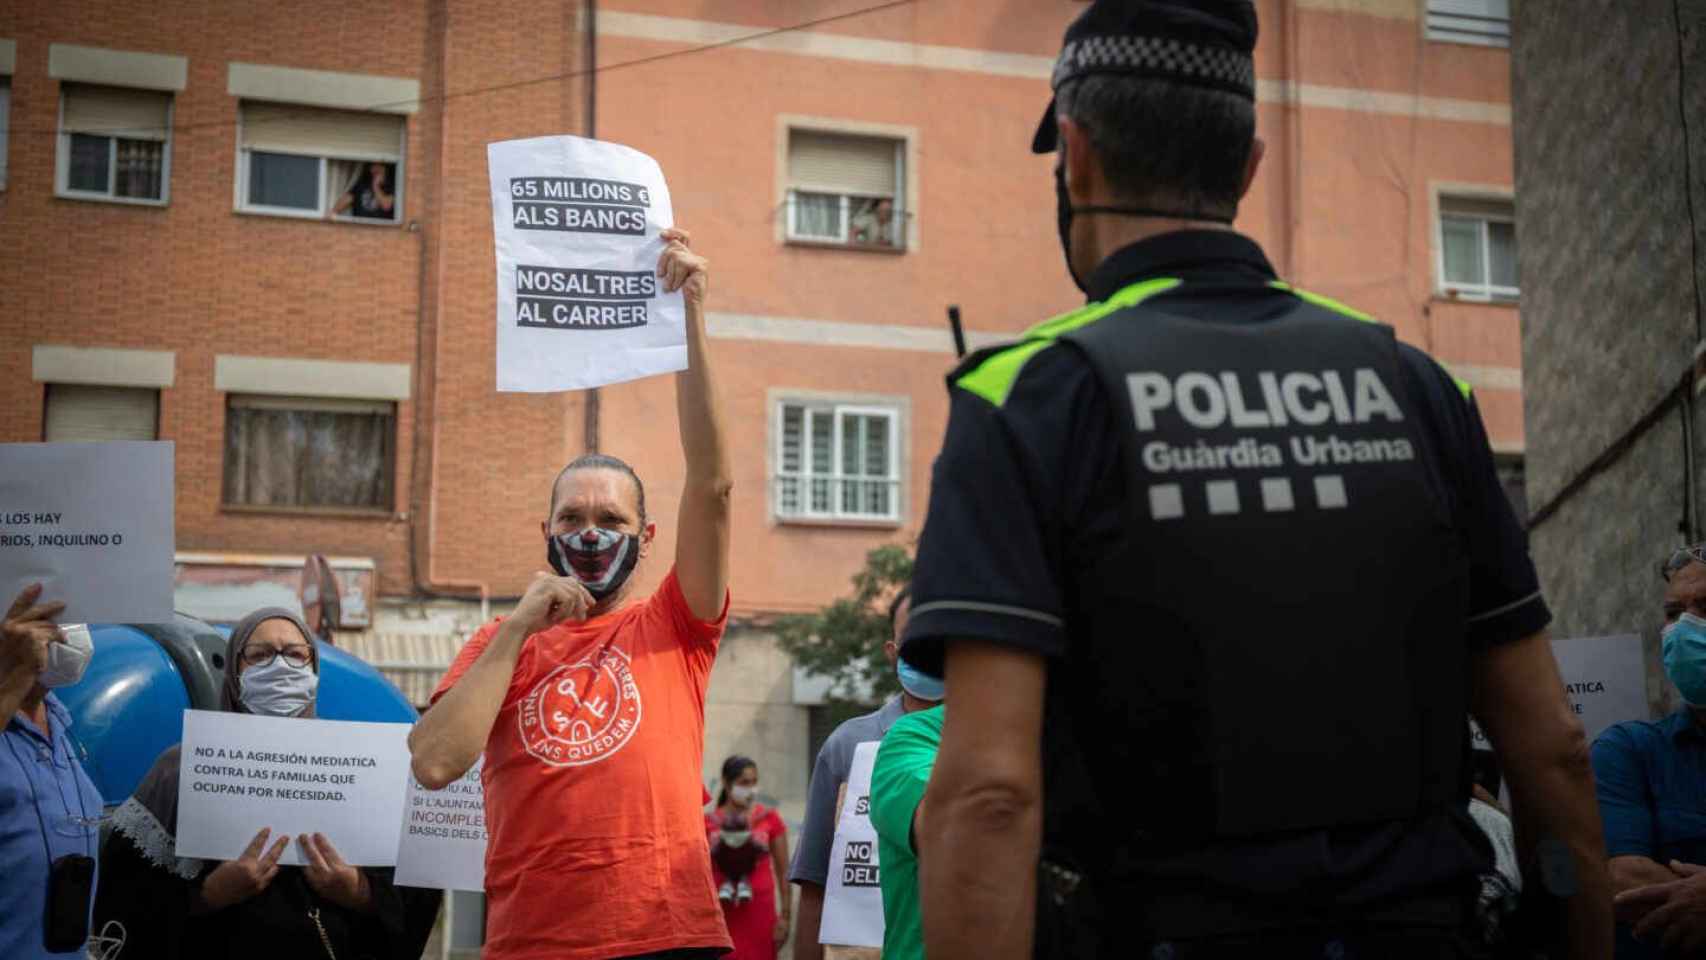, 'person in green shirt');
869,704,944,960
